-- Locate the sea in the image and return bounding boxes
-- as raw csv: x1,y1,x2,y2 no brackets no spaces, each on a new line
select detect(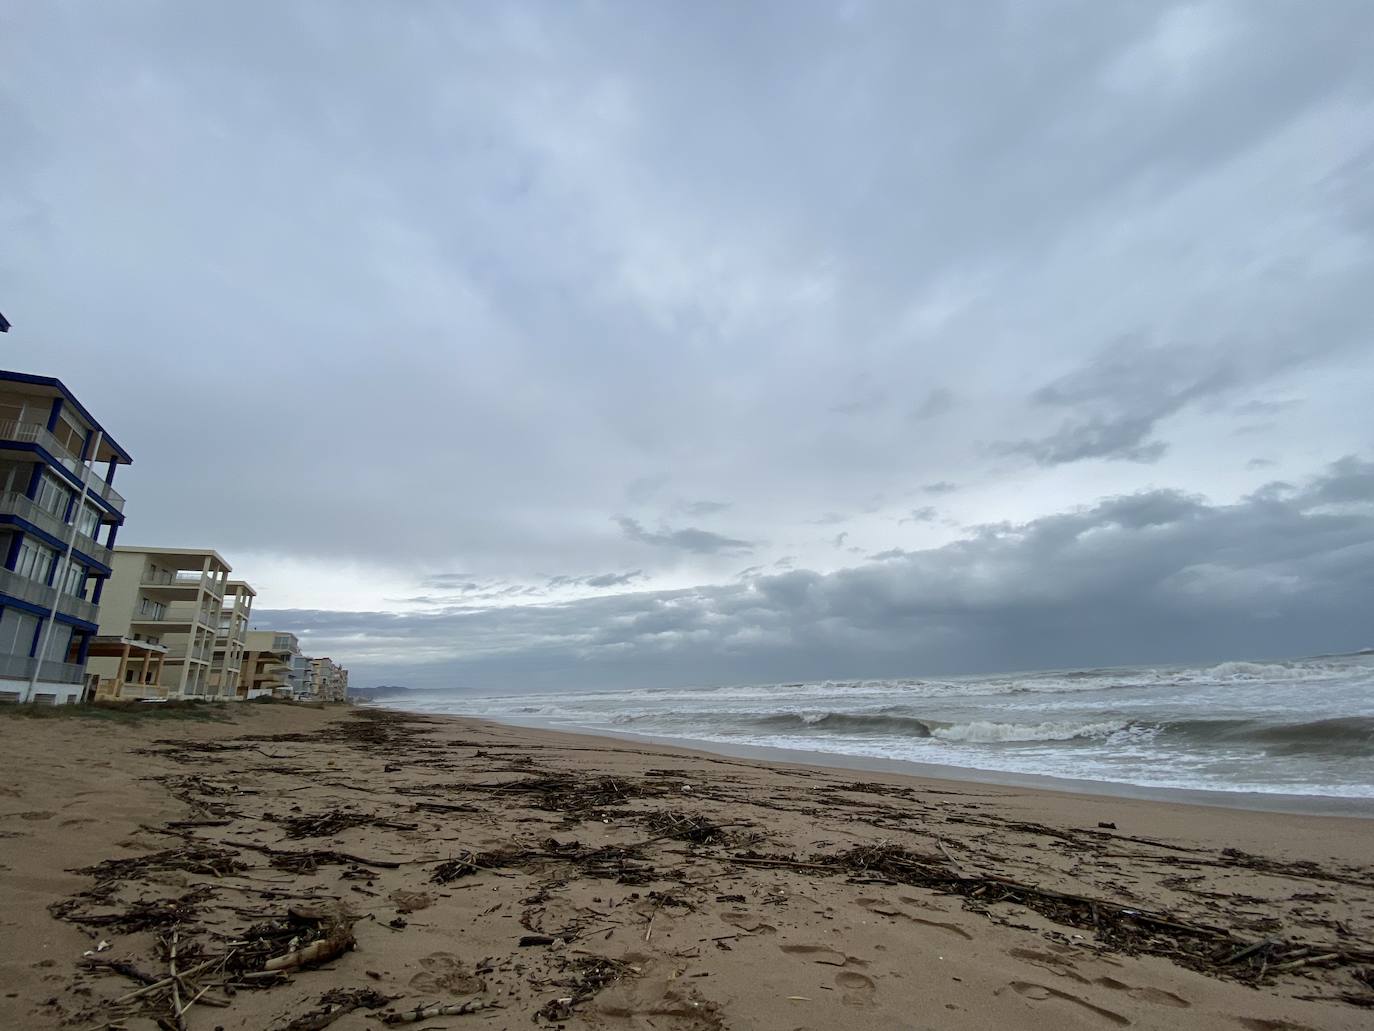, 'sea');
383,651,1374,804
